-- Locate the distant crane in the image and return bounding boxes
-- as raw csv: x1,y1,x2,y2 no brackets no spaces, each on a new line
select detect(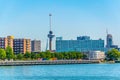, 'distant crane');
47,14,55,51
